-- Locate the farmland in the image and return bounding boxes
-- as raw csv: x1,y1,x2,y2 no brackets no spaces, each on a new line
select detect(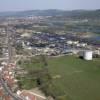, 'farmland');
47,56,100,100
18,56,100,100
